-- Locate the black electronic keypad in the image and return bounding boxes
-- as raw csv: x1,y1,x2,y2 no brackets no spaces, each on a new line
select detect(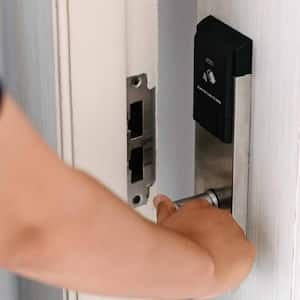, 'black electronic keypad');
194,16,252,143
